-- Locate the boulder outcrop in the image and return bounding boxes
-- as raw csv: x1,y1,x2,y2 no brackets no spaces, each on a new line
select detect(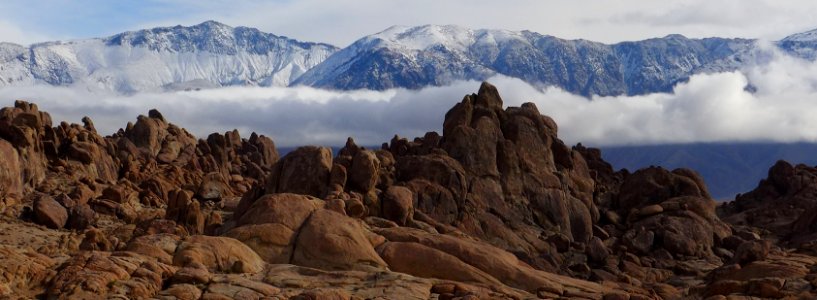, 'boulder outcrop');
3,83,807,299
